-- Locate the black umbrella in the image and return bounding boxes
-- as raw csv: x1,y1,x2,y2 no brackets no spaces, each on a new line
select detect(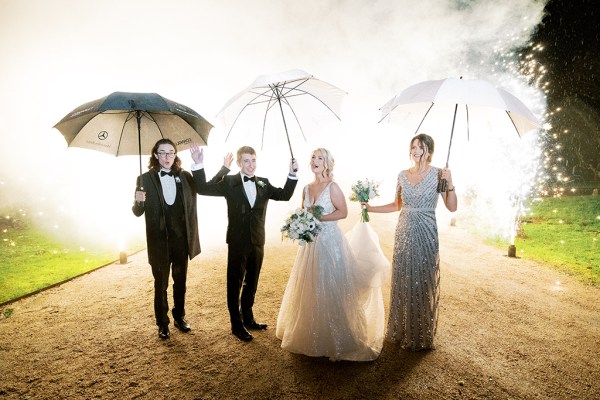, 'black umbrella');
53,92,213,180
